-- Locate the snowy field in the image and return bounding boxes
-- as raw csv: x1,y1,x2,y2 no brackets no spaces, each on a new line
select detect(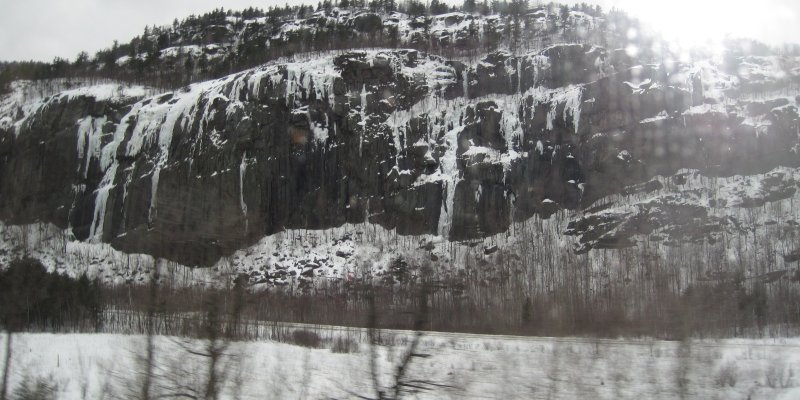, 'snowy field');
2,331,800,399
